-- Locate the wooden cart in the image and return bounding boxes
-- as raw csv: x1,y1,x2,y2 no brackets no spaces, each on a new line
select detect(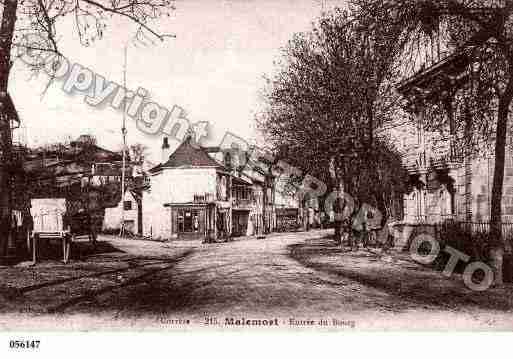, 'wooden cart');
28,198,96,264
